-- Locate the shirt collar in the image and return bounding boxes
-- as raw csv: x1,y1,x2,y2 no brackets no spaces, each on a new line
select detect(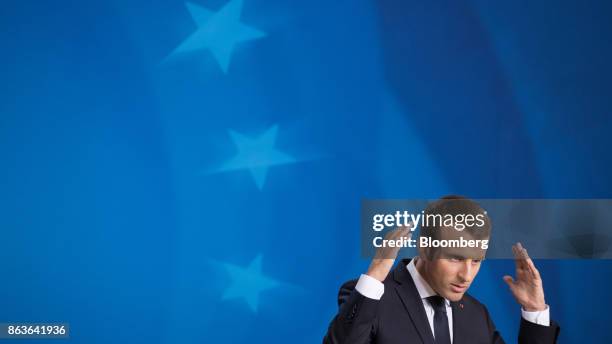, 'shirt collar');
407,258,450,306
